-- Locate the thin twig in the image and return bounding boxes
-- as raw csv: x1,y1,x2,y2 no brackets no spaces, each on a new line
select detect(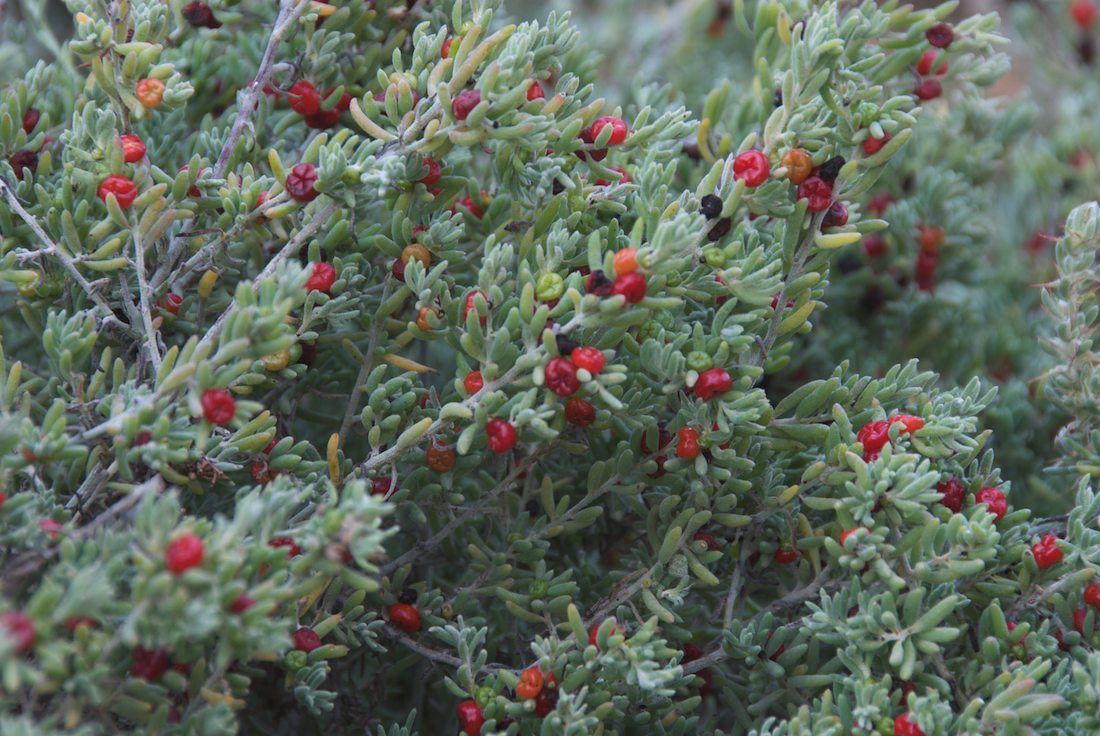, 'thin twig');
132,226,162,371
0,176,116,318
